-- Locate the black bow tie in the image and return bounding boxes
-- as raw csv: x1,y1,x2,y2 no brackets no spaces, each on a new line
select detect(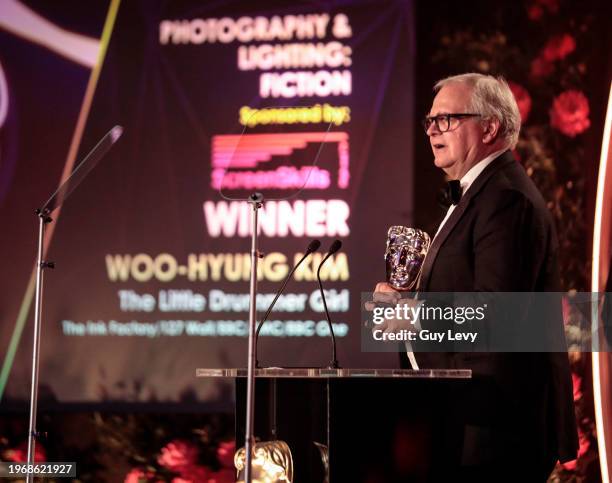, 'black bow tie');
446,180,463,205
